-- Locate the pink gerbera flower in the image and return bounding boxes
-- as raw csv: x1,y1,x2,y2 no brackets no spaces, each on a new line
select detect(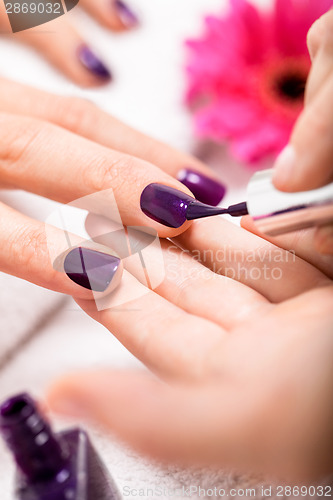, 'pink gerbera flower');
185,0,332,164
